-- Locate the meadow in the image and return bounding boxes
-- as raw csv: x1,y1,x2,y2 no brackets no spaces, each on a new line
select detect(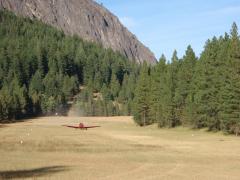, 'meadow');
0,116,240,180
